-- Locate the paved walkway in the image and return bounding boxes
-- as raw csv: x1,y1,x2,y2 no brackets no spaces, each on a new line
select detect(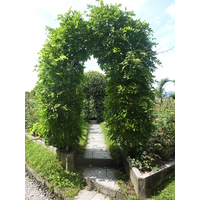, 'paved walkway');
75,121,121,200
75,190,109,200
84,123,112,159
